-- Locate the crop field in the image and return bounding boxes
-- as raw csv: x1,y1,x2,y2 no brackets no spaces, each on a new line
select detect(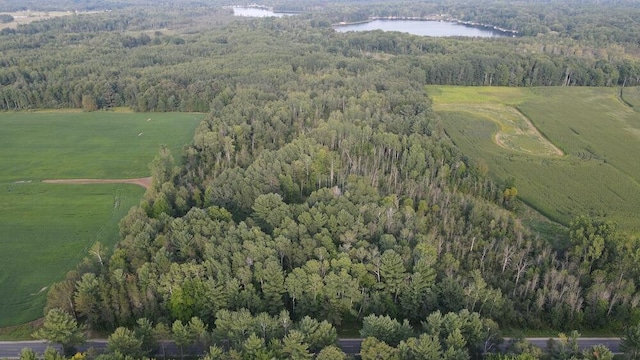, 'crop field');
428,86,640,233
621,86,640,110
0,11,94,30
0,111,202,327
